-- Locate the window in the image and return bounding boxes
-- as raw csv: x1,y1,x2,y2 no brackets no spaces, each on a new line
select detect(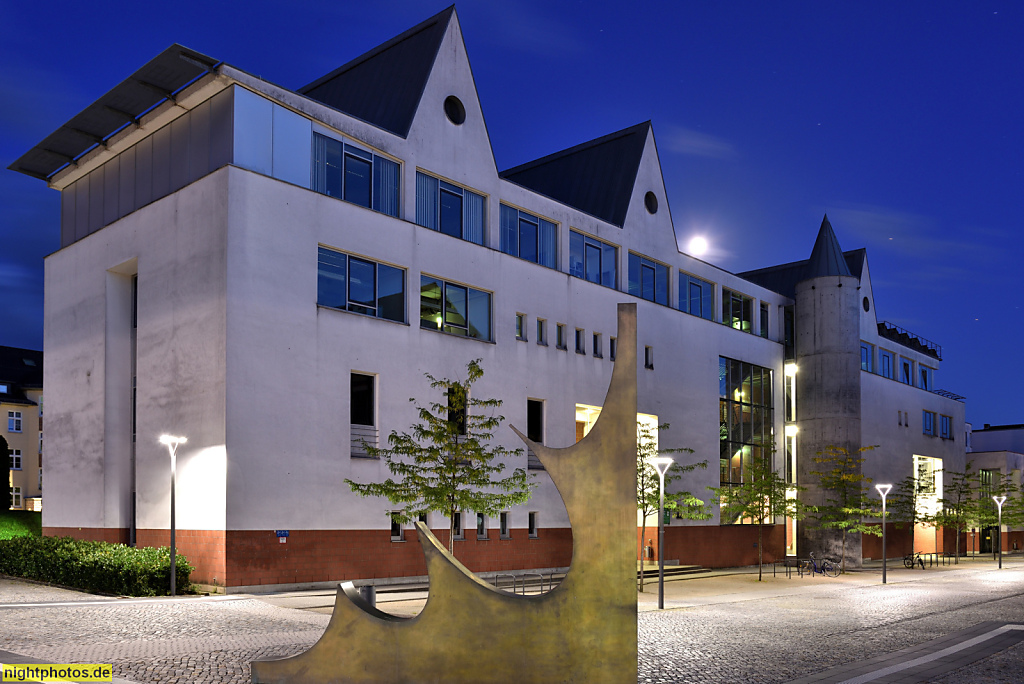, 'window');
575,328,586,354
0,384,7,393
8,411,22,433
447,385,467,436
679,273,715,321
610,337,617,361
10,486,21,509
783,306,795,359
592,333,602,358
500,204,557,268
759,303,769,338
627,253,668,305
785,431,796,484
784,365,797,422
536,319,547,346
721,289,753,333
860,343,874,372
452,512,464,540
415,172,485,245
923,411,936,436
317,247,405,322
350,373,377,458
390,513,403,541
915,456,938,495
556,324,567,350
940,414,952,440
569,231,617,288
516,313,527,341
9,449,22,470
476,513,488,539
644,346,654,370
499,512,510,539
919,366,932,390
311,132,400,217
419,512,429,527
528,511,538,538
900,358,913,385
420,276,491,341
879,350,894,379
719,357,775,498
527,399,544,471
